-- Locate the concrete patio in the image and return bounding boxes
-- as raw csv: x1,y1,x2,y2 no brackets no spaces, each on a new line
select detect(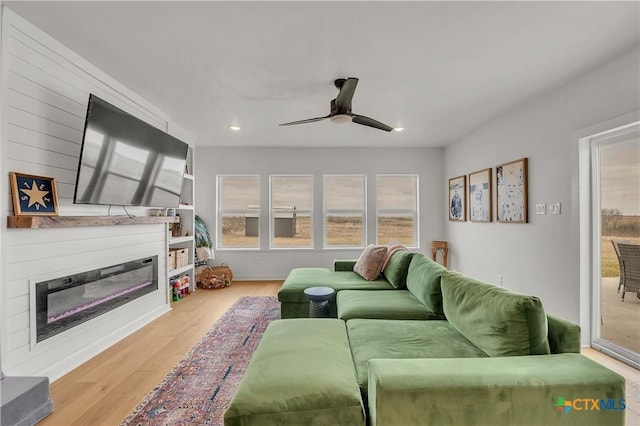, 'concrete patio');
600,277,640,354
